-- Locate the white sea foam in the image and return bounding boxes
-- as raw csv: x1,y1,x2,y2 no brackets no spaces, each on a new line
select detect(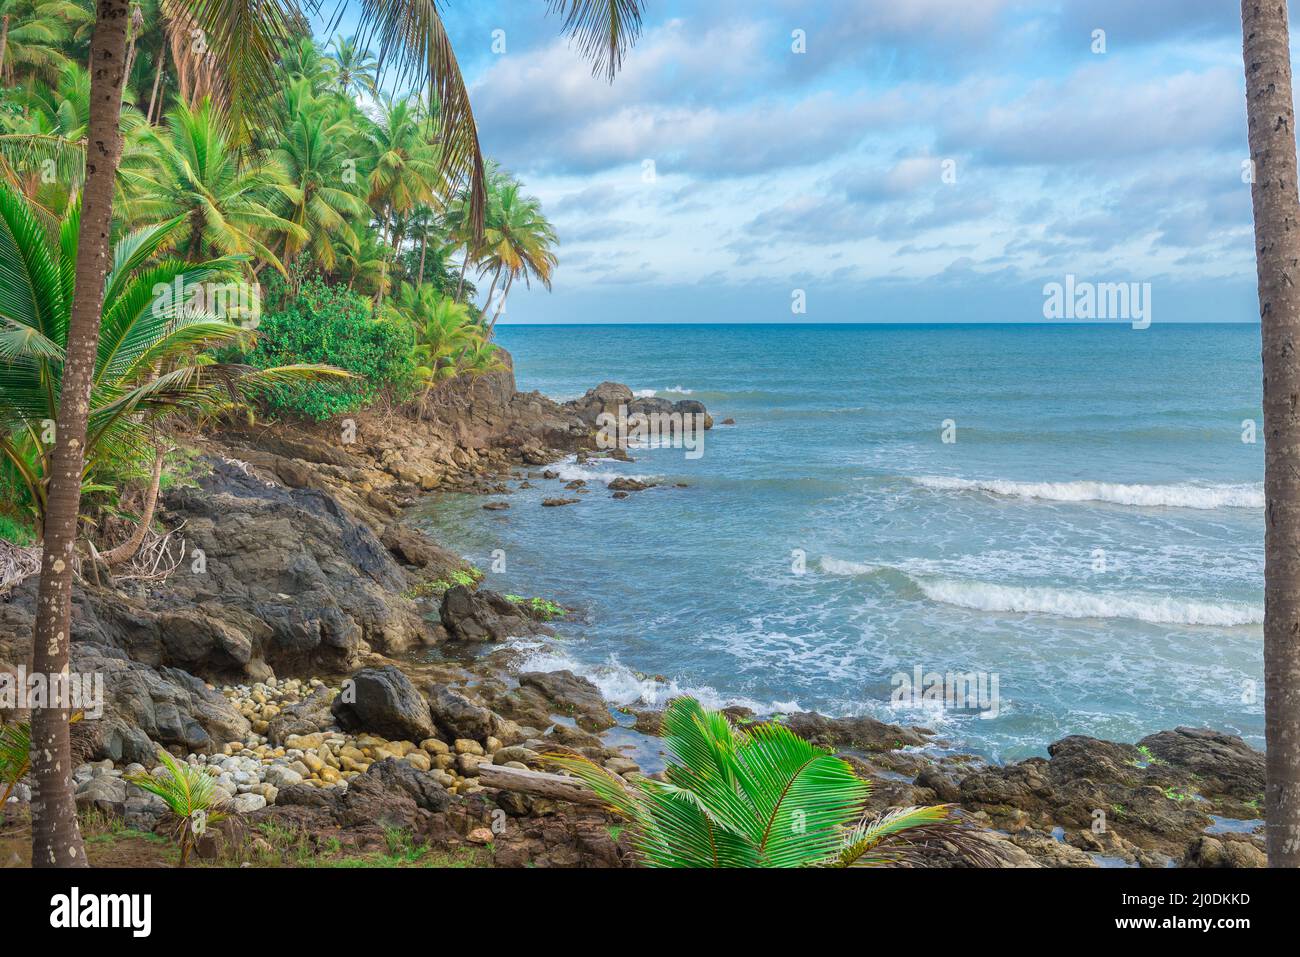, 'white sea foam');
513,644,803,714
819,556,881,576
633,385,693,397
911,476,1264,510
916,578,1262,627
553,455,658,486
